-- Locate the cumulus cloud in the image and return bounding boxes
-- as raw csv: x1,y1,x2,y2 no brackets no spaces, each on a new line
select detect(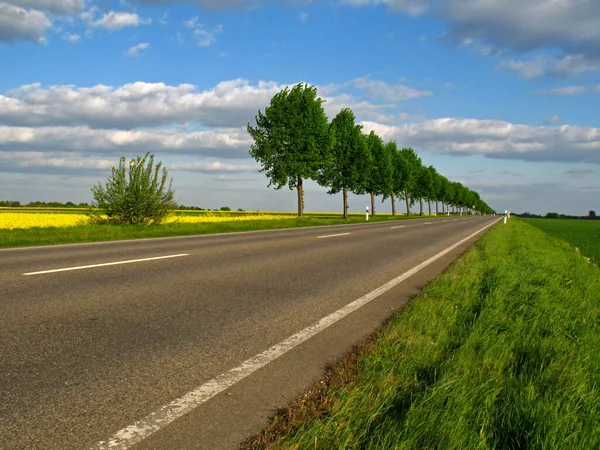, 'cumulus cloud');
0,80,288,129
360,118,600,164
545,114,562,125
62,32,80,43
0,125,252,158
91,11,151,30
352,76,433,102
169,161,256,172
125,42,149,57
498,53,600,79
8,0,85,15
184,17,222,47
0,3,51,43
349,0,600,78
